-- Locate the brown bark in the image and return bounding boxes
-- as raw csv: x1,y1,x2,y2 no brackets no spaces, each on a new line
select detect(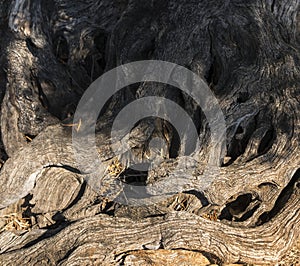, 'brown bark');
0,0,299,265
